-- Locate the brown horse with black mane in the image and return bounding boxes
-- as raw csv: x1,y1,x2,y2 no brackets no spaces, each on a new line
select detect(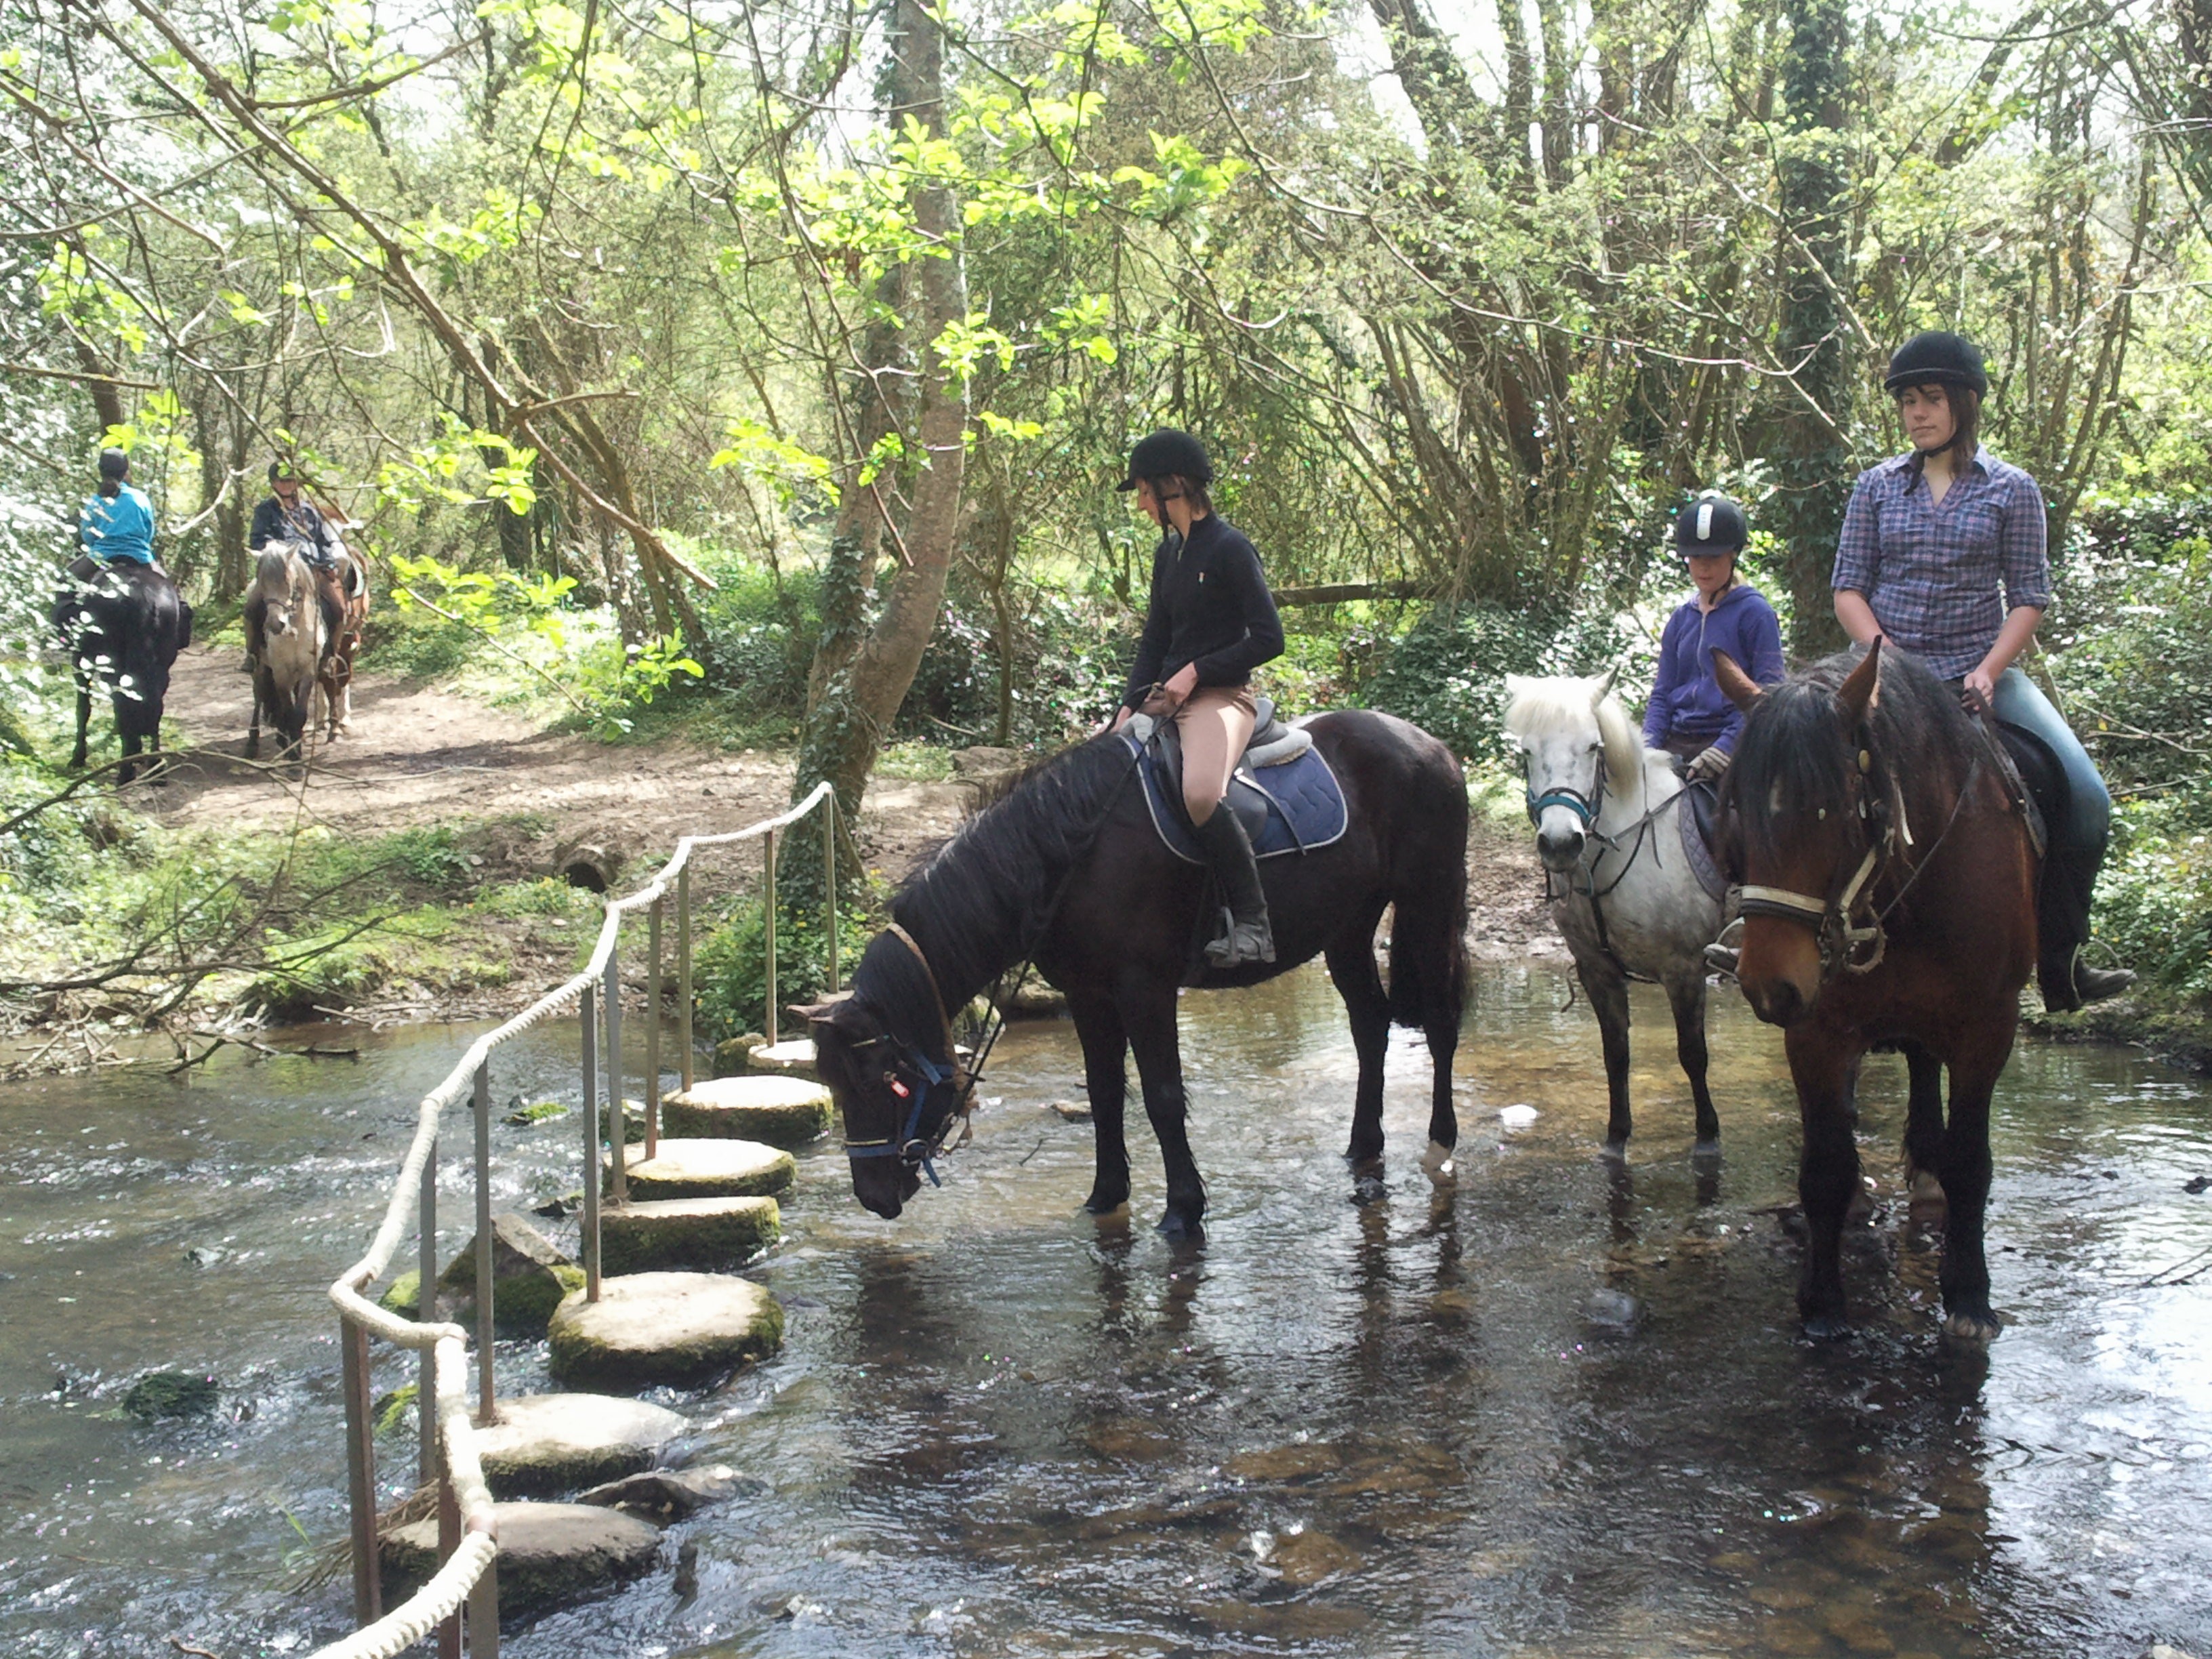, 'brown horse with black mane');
1713,640,2037,1342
